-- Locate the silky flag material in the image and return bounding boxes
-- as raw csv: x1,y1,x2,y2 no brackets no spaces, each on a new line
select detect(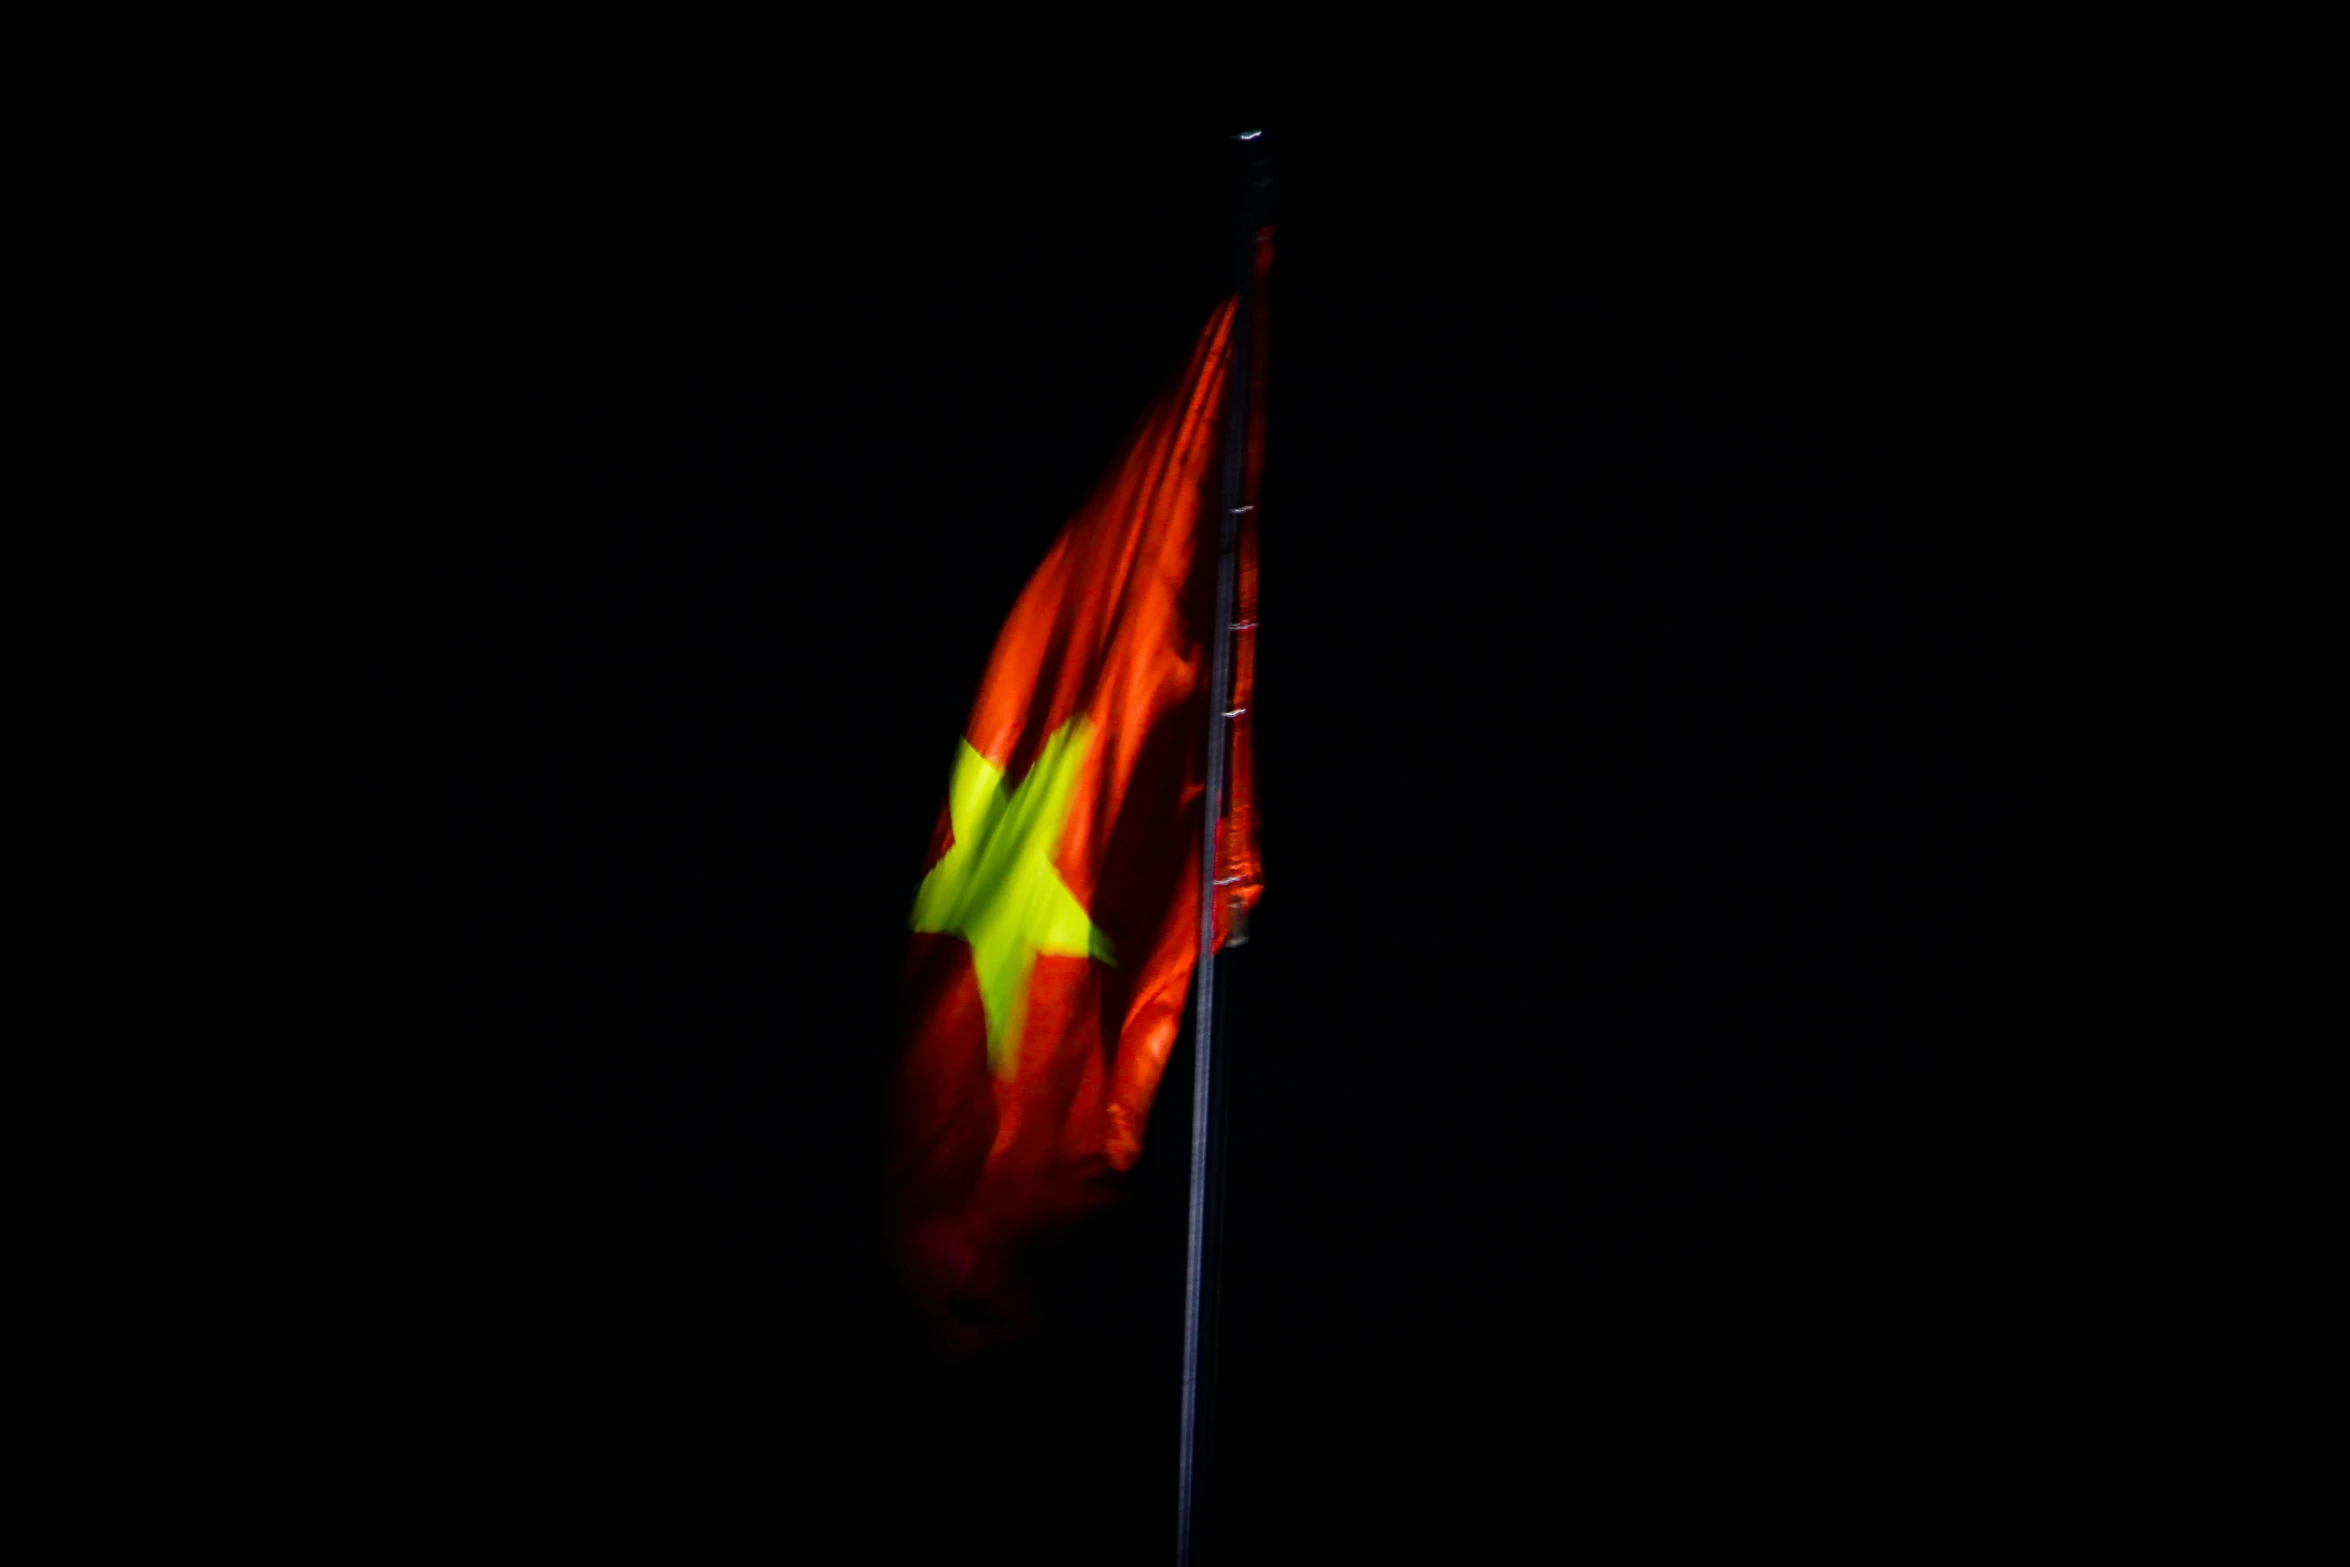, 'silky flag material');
892,238,1269,1351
